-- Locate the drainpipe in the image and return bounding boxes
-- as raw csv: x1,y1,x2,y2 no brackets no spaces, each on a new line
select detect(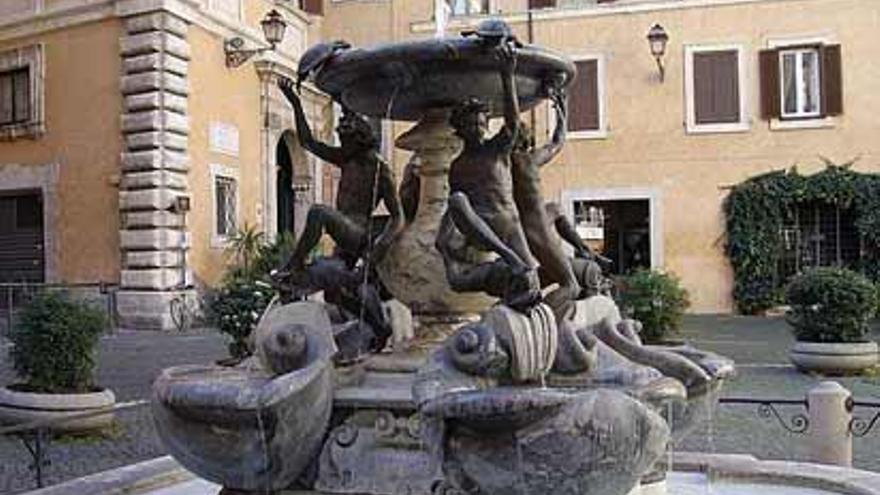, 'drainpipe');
527,9,536,133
